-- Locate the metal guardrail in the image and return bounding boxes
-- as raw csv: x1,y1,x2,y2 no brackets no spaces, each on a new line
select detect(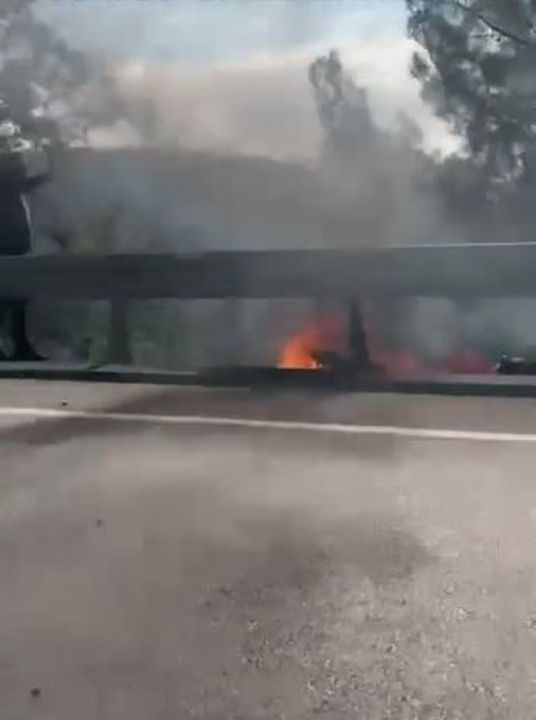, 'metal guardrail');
1,243,536,299
0,243,533,375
